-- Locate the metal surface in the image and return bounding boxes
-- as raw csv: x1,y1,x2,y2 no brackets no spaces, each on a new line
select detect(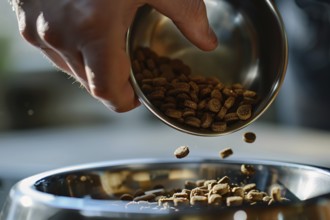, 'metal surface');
128,0,288,136
1,159,330,220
